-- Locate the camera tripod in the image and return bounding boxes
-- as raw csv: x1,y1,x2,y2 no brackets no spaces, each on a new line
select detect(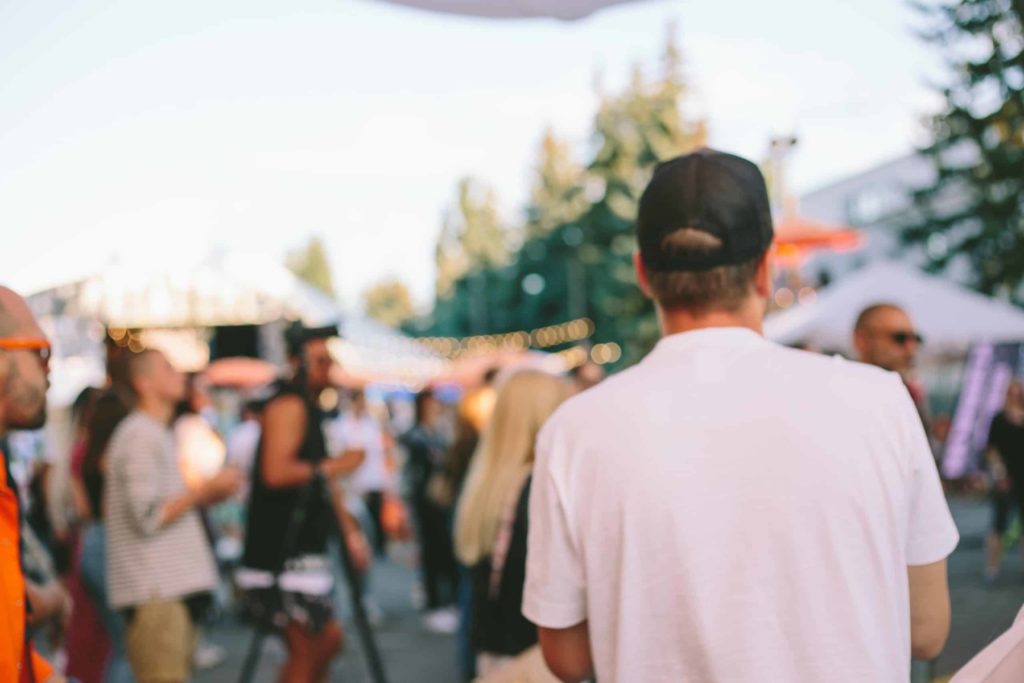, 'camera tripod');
237,469,389,683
